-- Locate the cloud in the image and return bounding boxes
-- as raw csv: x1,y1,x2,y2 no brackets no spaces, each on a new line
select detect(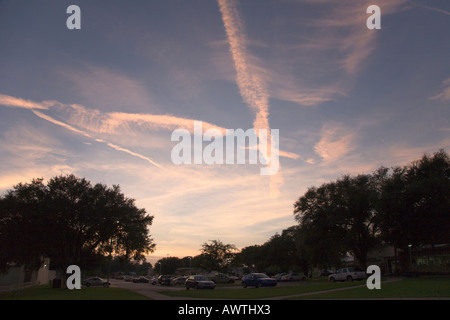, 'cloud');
0,94,49,110
57,64,155,112
217,0,270,132
0,93,299,165
217,0,284,197
430,77,450,102
0,94,163,169
314,123,356,162
32,110,92,138
130,163,296,258
264,0,408,107
31,109,162,168
105,112,228,136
